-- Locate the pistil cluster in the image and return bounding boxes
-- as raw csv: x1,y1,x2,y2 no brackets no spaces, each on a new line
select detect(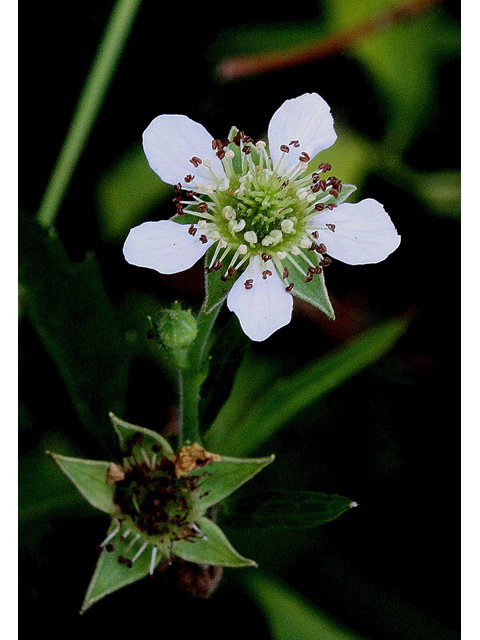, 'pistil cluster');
174,131,342,291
